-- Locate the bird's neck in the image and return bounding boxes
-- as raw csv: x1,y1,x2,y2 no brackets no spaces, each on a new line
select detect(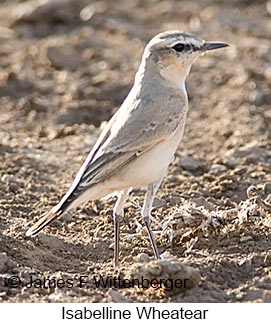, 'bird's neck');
159,63,191,92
